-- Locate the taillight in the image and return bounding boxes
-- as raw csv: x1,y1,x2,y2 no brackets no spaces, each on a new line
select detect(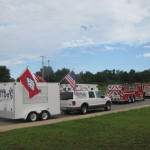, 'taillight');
72,101,76,106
